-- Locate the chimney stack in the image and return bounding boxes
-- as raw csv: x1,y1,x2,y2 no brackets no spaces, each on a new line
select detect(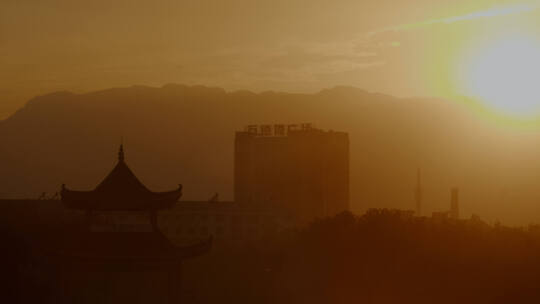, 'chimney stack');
415,168,422,216
450,187,459,220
